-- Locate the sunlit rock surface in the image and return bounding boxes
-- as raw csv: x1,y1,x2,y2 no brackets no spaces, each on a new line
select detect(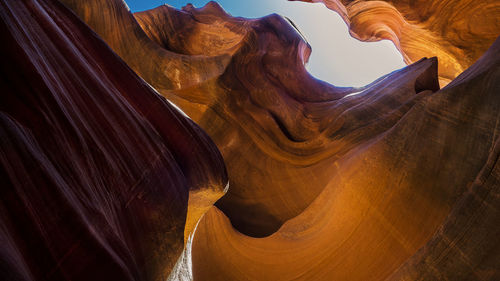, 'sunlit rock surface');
192,37,500,281
61,0,365,237
0,0,227,280
2,0,500,280
292,0,500,87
